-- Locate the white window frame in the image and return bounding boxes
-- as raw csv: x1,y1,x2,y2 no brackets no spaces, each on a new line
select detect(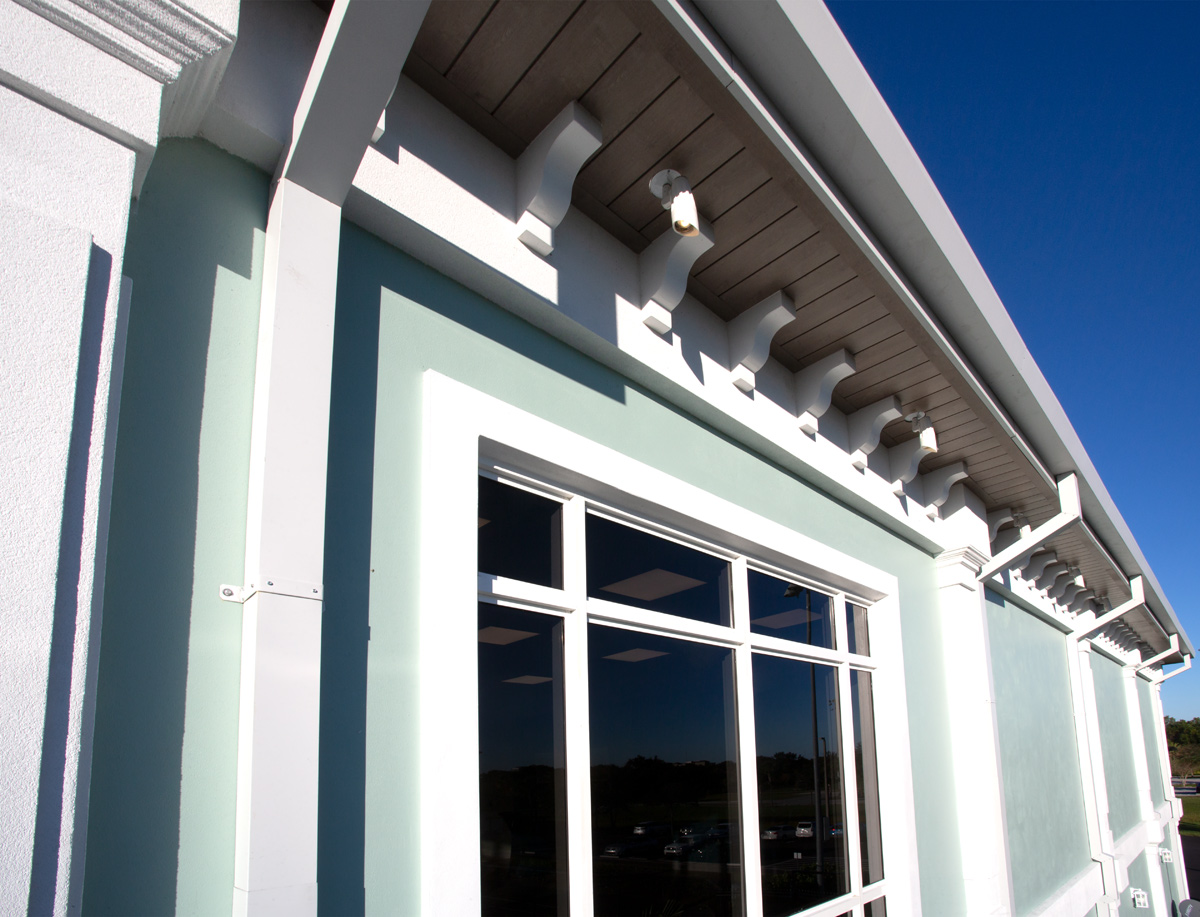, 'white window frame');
418,371,921,917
